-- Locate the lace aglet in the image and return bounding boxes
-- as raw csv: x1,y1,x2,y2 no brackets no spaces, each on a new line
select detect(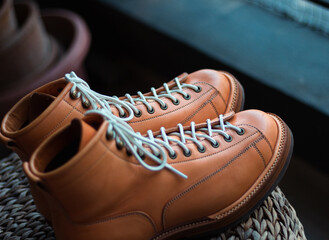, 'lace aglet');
165,164,188,179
